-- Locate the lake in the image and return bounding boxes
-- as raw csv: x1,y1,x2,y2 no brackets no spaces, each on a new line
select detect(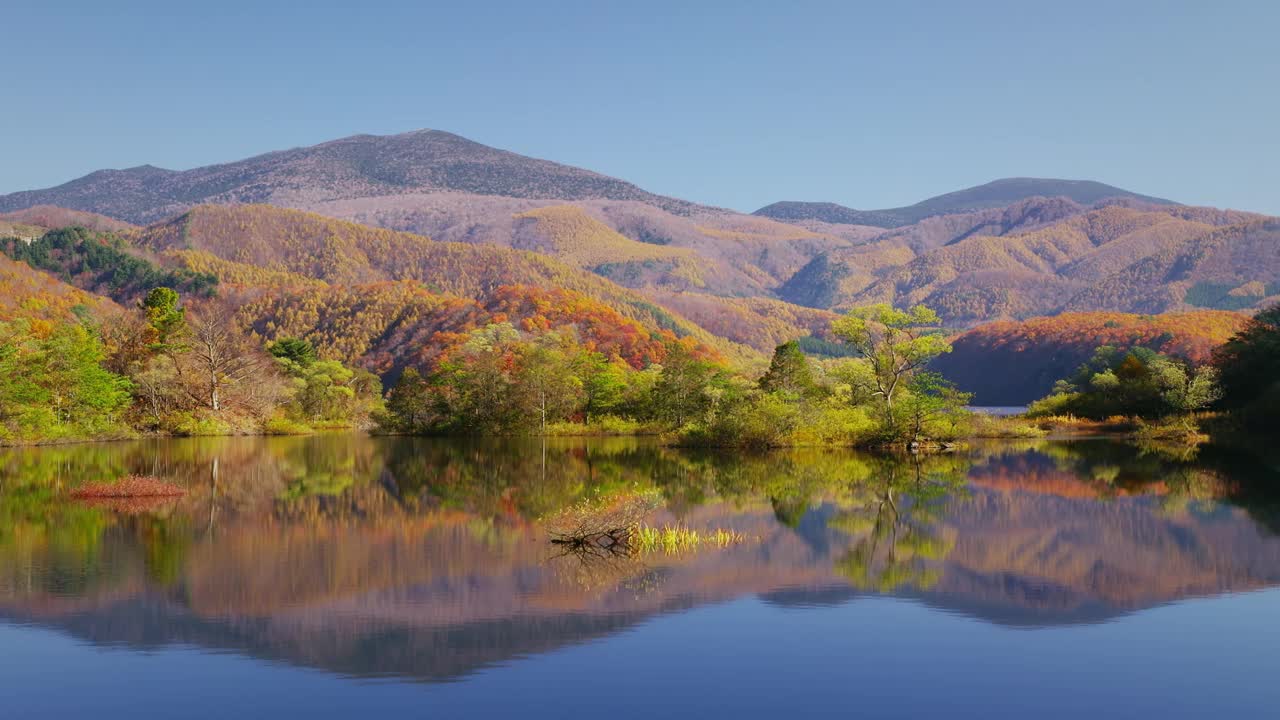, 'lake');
1,434,1278,718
